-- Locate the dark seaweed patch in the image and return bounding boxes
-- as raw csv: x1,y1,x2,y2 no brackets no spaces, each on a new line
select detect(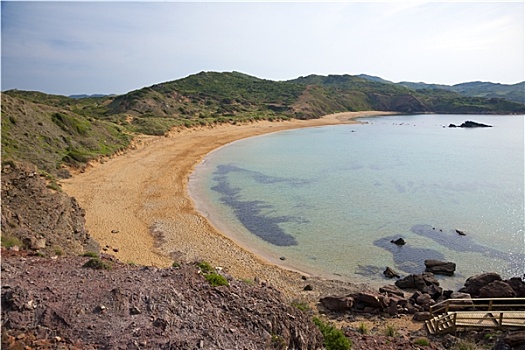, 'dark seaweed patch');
211,164,306,246
411,224,510,260
373,235,445,275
